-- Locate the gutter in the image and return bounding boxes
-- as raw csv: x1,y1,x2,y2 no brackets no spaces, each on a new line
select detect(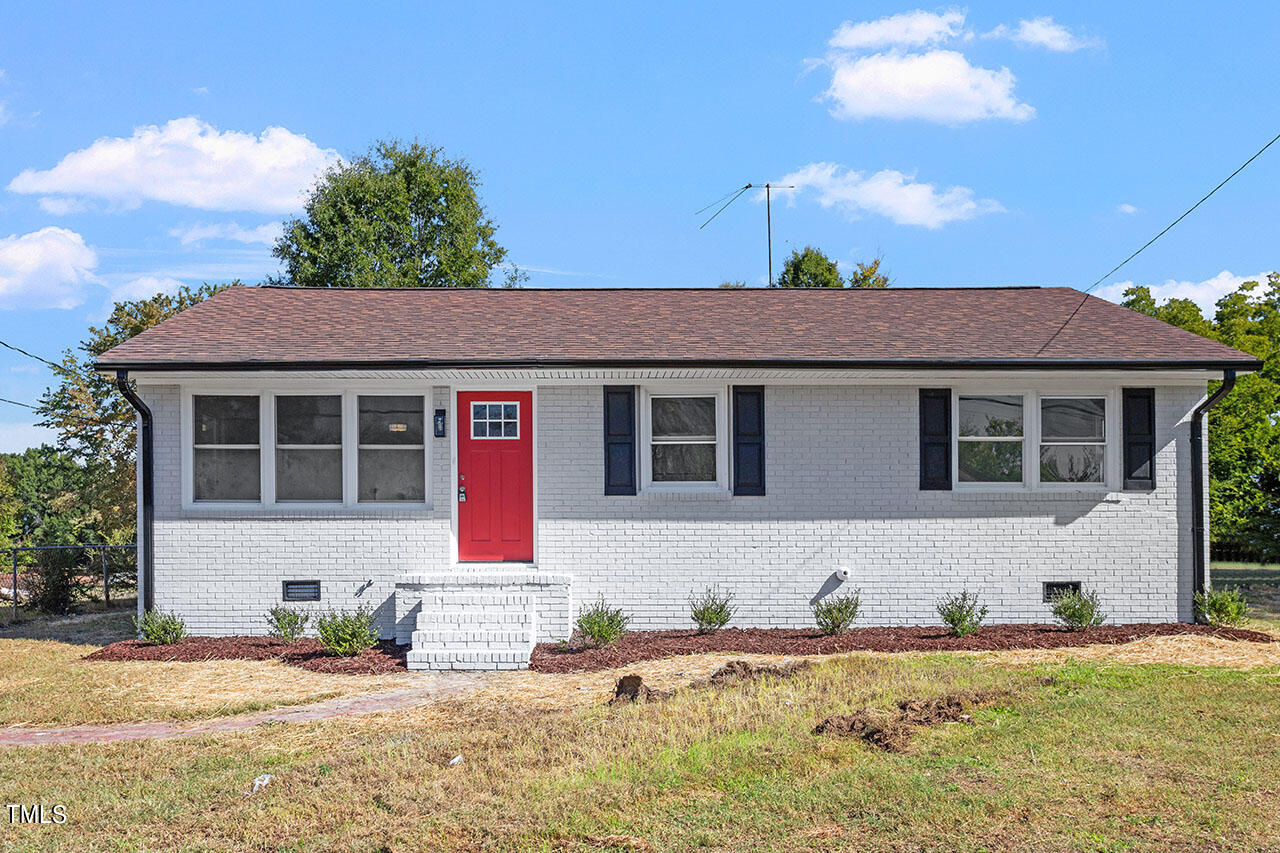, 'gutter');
1189,369,1238,610
94,357,1265,373
115,370,155,613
